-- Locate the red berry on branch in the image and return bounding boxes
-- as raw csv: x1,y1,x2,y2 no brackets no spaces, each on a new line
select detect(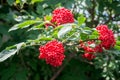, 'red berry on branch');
96,25,116,49
80,41,103,60
82,53,95,60
39,40,65,67
45,7,74,28
51,7,74,26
